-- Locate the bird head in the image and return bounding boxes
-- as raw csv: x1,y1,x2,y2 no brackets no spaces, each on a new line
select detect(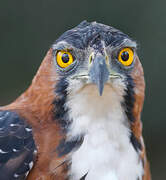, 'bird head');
52,20,144,103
